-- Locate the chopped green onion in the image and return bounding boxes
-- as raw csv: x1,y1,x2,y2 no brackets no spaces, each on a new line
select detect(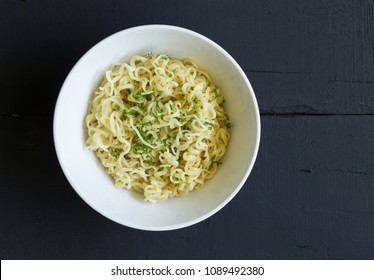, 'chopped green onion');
132,143,150,154
204,121,215,130
123,110,139,118
112,148,120,158
163,140,170,149
156,101,162,113
142,121,153,127
211,89,218,101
